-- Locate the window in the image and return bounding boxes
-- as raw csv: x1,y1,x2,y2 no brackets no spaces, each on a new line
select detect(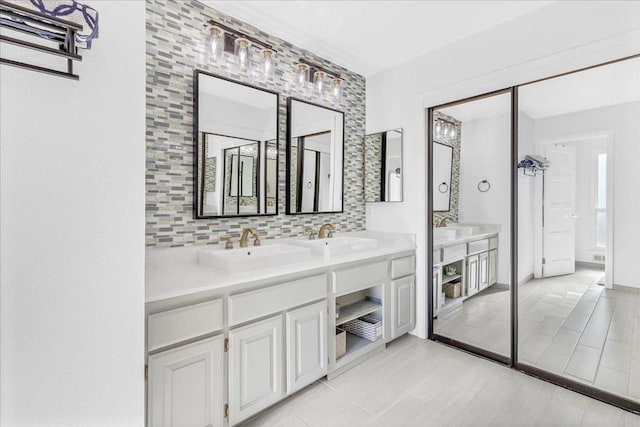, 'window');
595,152,606,248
